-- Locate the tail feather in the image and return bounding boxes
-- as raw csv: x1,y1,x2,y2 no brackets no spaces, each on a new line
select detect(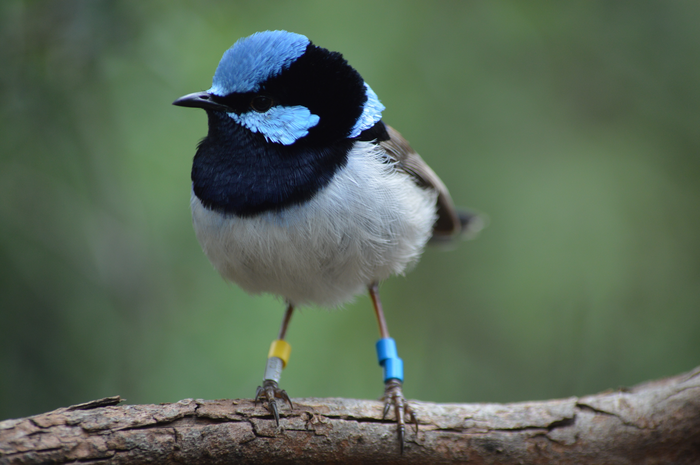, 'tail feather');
430,208,486,243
